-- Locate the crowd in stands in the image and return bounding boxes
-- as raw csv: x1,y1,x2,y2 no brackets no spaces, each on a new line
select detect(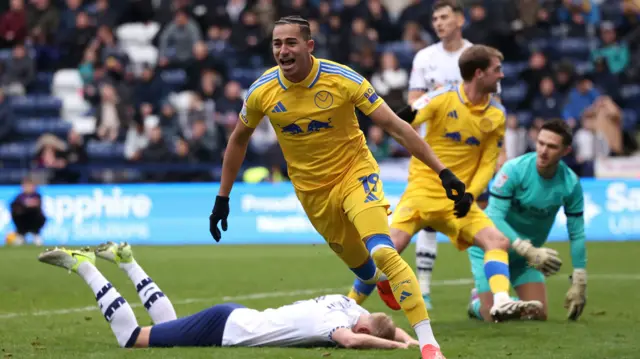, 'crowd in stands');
0,0,638,184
